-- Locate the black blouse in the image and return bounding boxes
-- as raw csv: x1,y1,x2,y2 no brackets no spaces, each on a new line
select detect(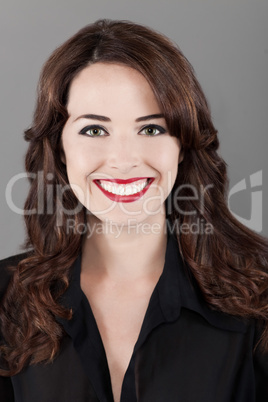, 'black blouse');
0,232,268,401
